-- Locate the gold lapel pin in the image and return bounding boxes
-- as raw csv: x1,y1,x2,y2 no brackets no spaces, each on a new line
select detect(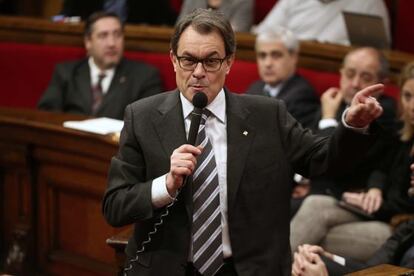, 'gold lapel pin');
120,76,126,83
243,131,248,136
